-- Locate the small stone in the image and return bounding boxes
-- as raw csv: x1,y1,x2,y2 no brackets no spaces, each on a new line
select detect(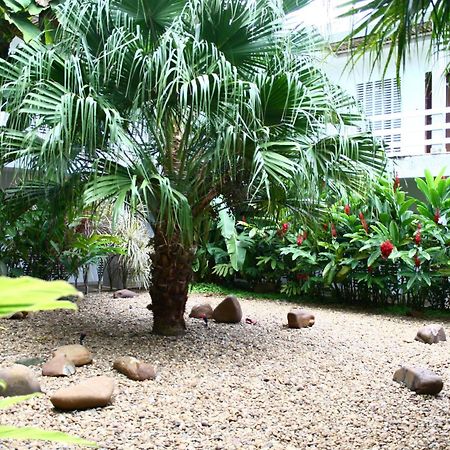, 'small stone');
42,354,76,377
393,365,443,395
0,365,41,396
113,356,156,381
189,303,214,319
50,376,114,410
287,309,315,328
52,344,93,367
14,357,46,367
7,311,28,320
213,296,242,323
113,289,138,298
415,324,446,344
